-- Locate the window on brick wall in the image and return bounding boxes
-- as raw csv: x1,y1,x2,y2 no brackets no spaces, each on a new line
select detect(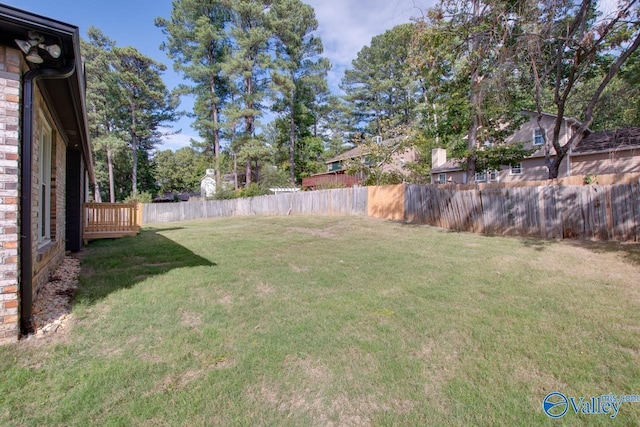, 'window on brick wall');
38,115,52,245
